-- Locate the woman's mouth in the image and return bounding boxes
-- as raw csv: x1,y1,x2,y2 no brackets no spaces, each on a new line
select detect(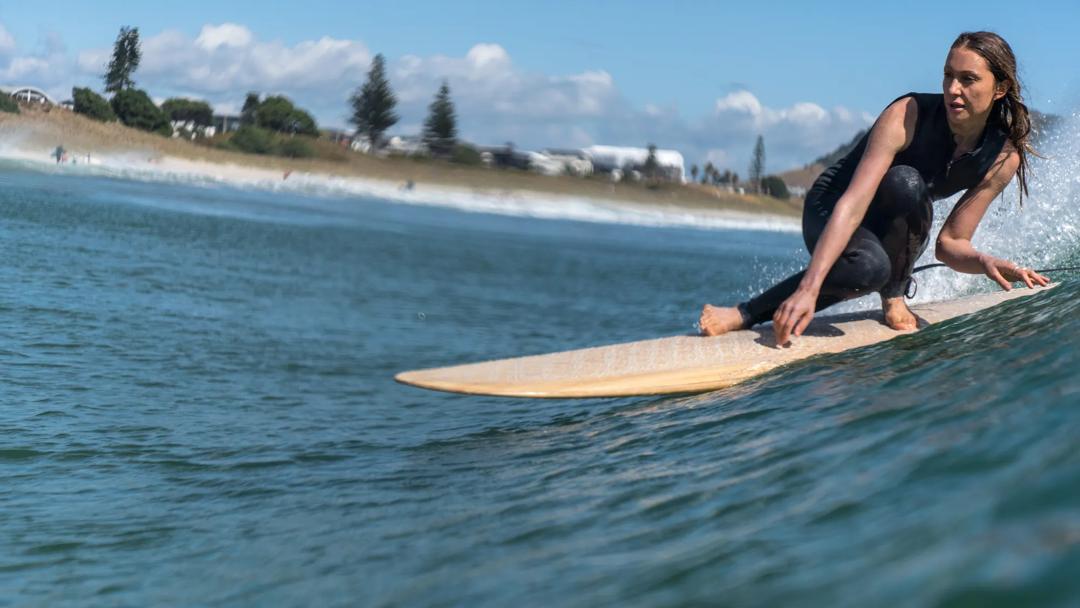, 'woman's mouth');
949,100,966,113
